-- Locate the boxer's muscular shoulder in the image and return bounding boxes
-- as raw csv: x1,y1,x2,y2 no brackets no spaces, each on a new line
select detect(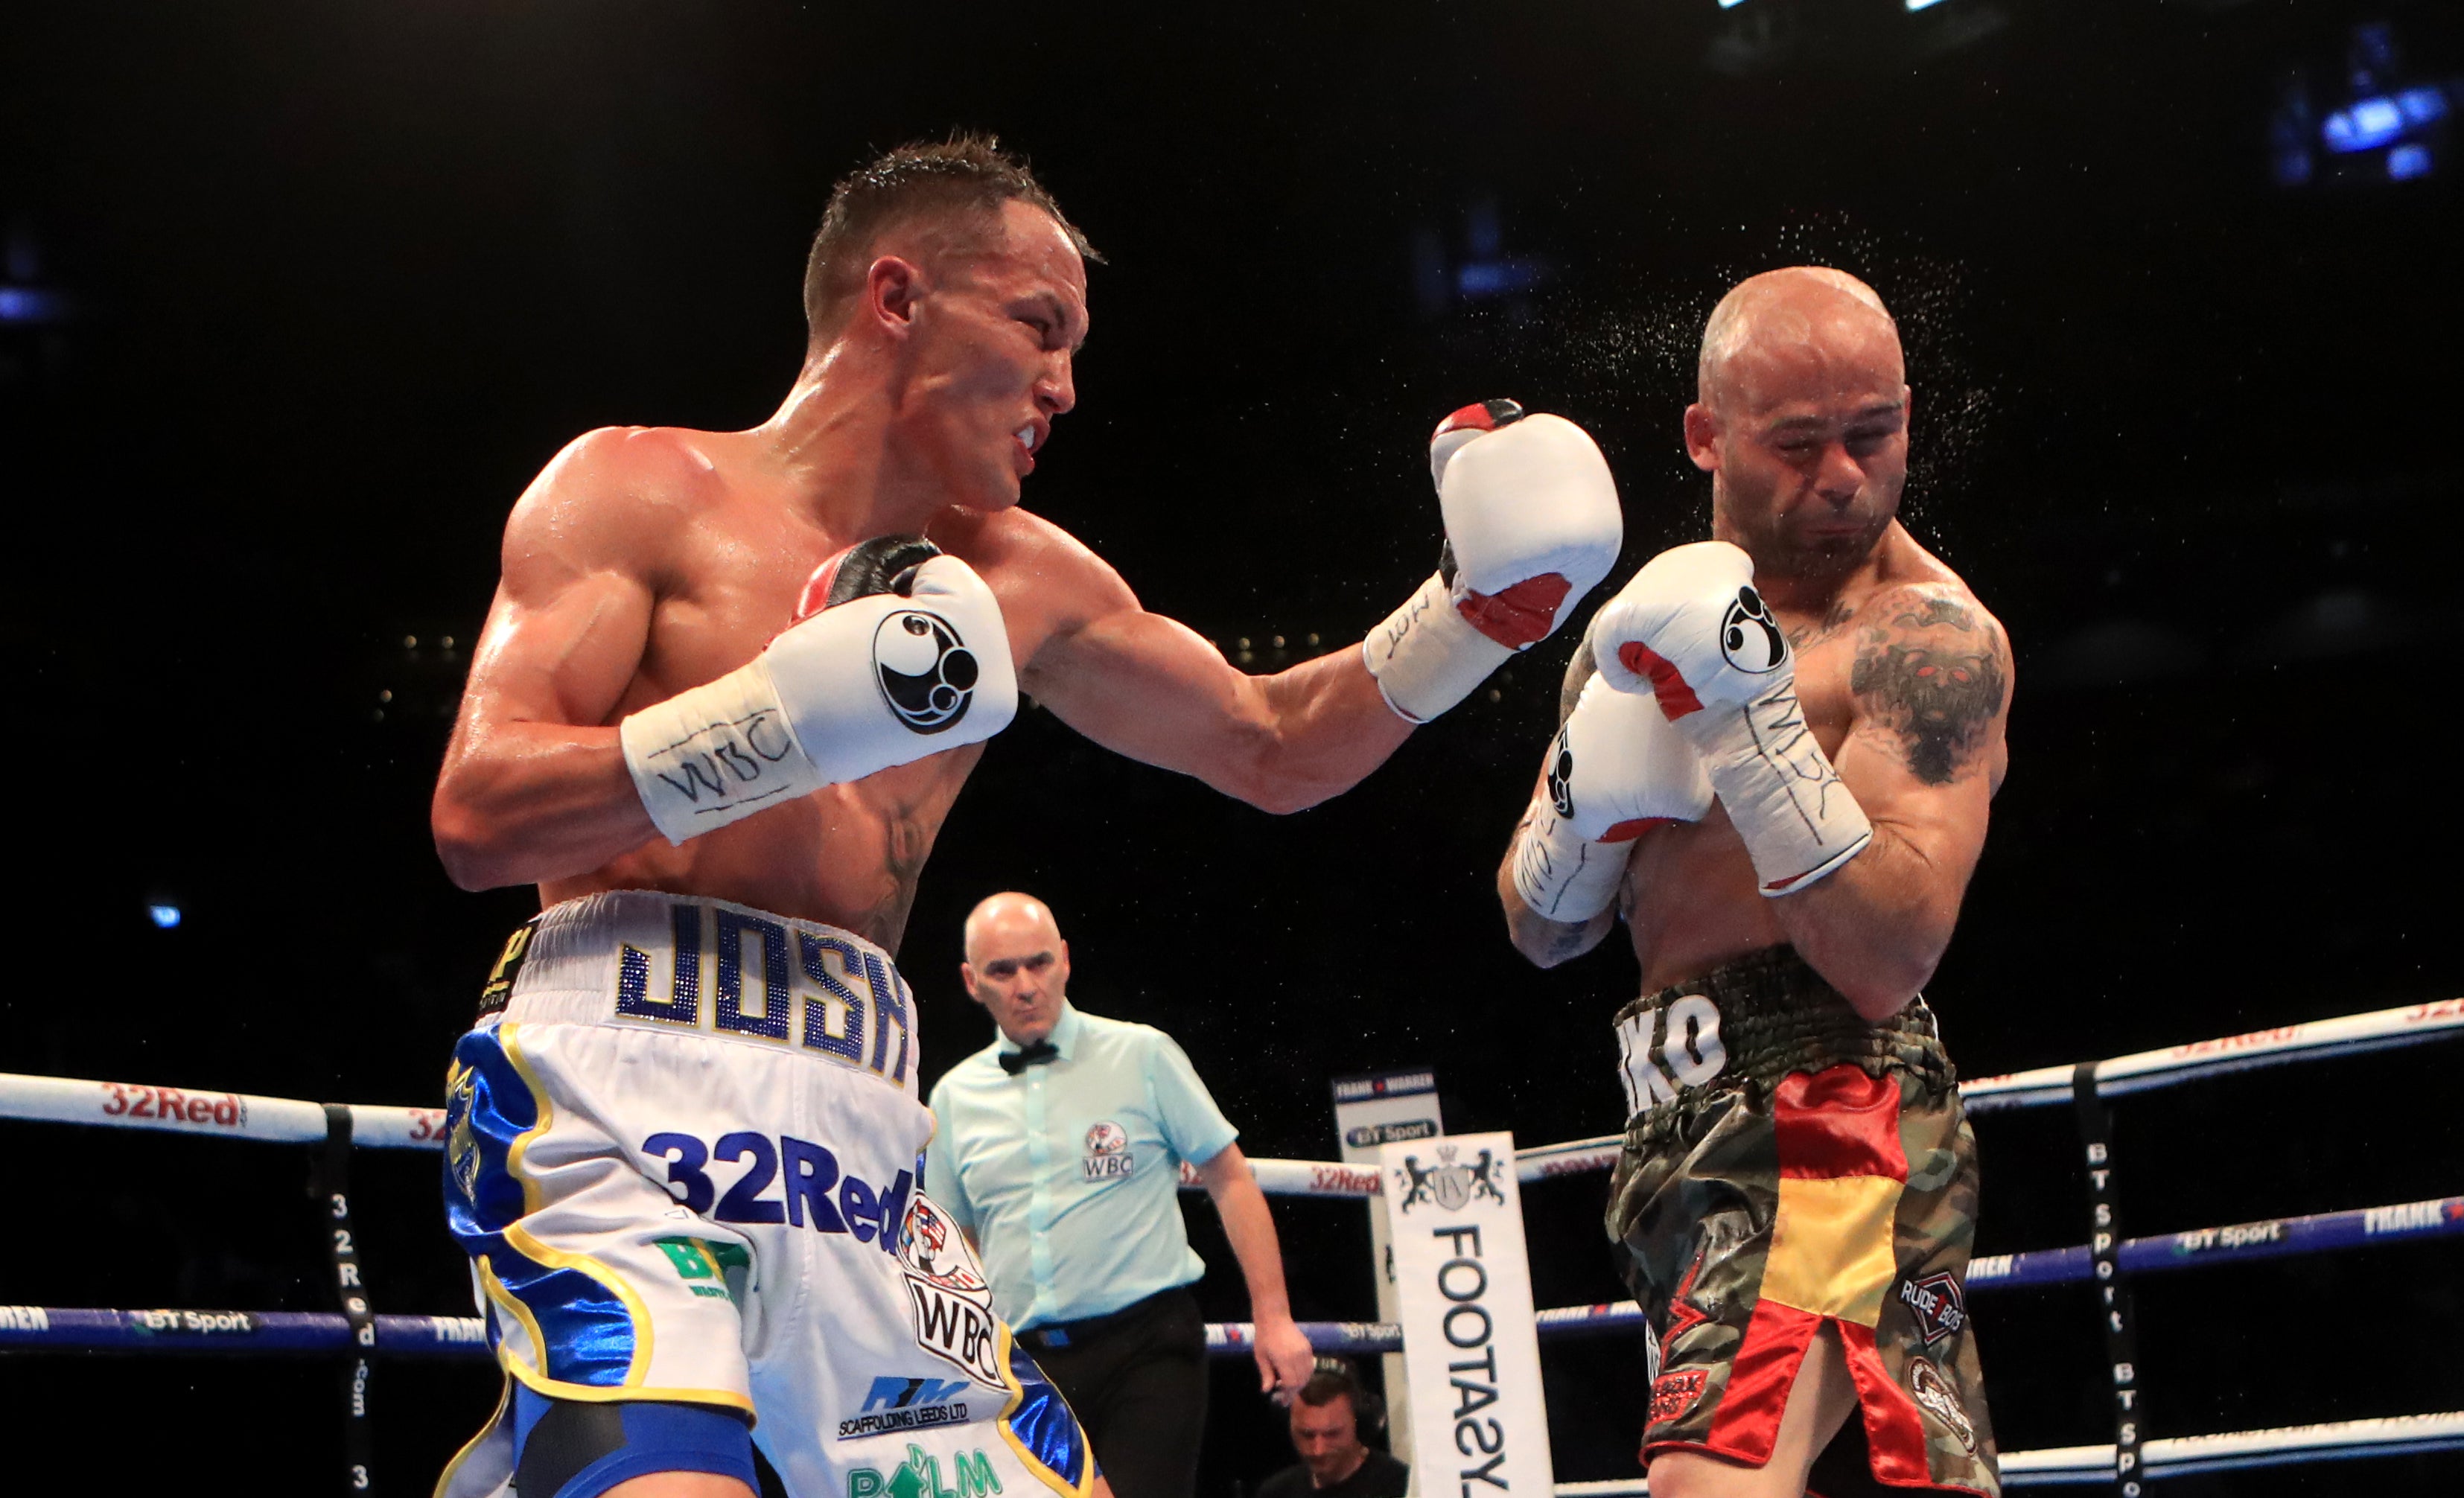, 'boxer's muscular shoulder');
928,504,1134,660
1840,577,2013,788
502,425,725,586
929,504,1116,593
